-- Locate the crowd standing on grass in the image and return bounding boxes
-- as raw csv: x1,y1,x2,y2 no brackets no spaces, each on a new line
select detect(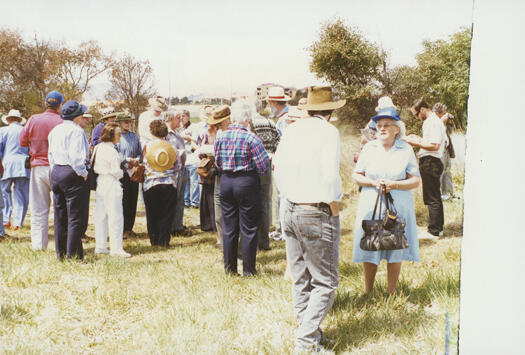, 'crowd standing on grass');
0,85,457,353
